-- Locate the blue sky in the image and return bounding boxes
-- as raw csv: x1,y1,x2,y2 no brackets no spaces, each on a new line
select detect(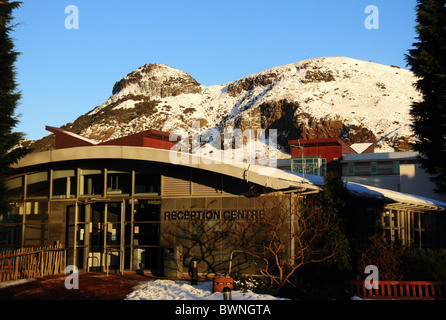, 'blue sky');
12,0,418,140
